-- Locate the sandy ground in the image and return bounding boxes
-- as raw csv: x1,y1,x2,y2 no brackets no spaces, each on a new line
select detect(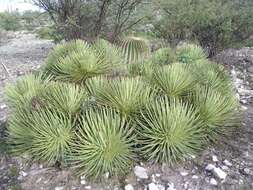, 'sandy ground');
0,34,252,190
